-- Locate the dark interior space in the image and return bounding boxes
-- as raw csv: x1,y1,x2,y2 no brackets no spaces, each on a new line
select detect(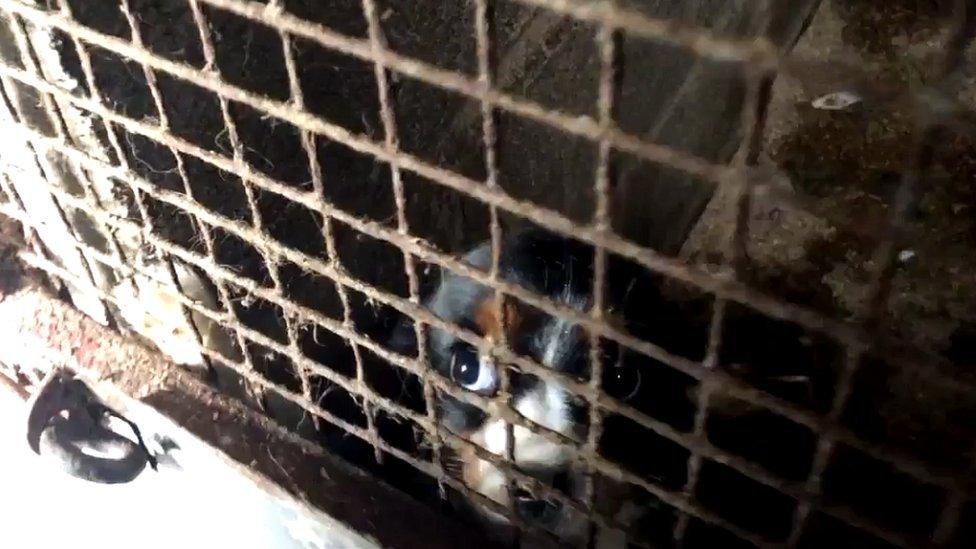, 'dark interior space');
4,0,974,548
